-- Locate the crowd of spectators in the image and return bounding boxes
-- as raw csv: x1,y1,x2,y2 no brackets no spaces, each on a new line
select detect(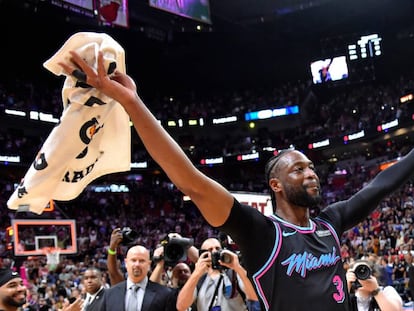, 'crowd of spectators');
1,70,414,165
1,69,414,309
